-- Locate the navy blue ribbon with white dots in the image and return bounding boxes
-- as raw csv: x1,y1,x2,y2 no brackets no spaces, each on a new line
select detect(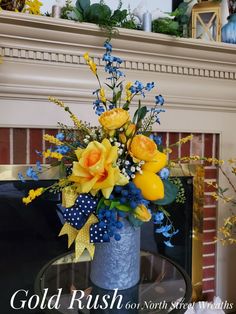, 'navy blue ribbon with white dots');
63,194,109,243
